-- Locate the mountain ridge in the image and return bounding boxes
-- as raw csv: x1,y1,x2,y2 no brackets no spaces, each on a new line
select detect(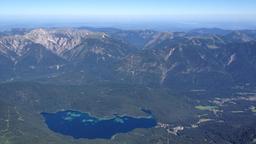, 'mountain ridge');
0,27,256,89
